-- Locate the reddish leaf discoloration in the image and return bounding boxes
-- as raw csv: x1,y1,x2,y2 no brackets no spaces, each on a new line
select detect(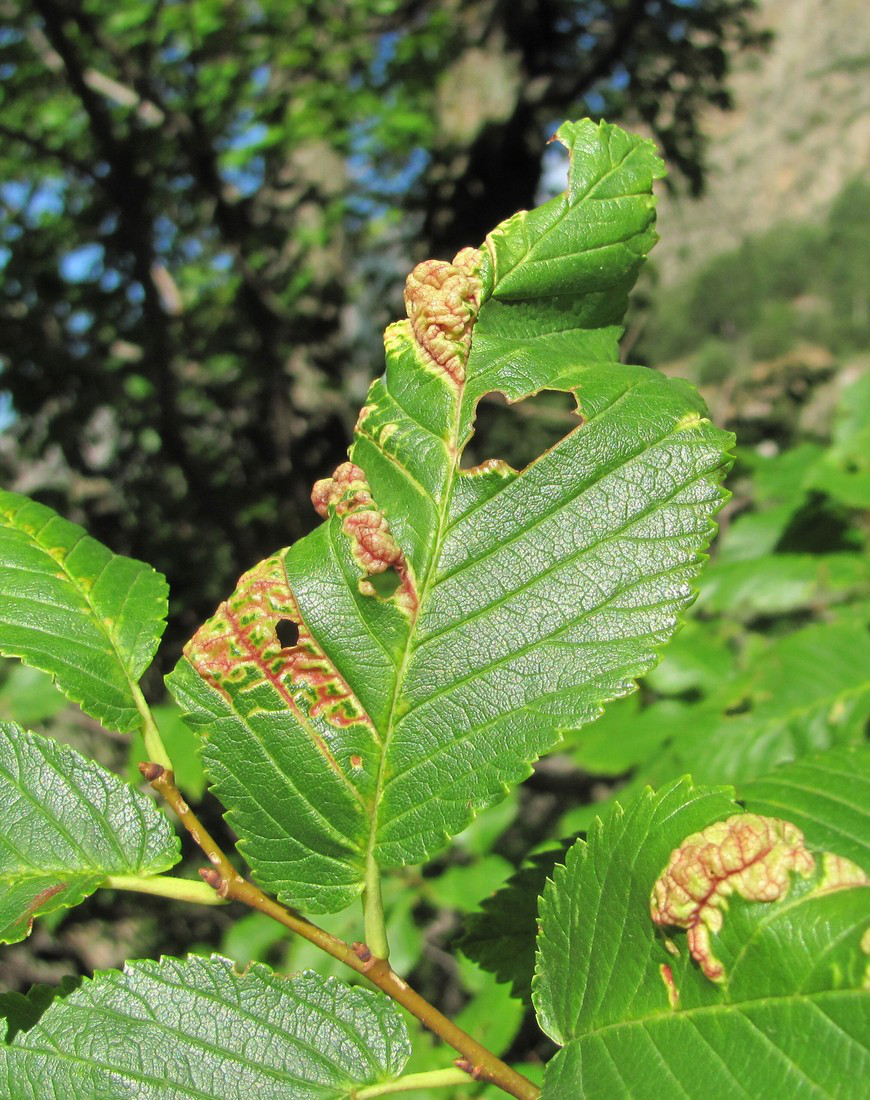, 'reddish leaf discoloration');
185,555,374,792
14,881,67,937
404,246,483,384
650,813,815,982
659,963,679,1008
342,509,404,574
27,882,67,911
311,462,418,613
